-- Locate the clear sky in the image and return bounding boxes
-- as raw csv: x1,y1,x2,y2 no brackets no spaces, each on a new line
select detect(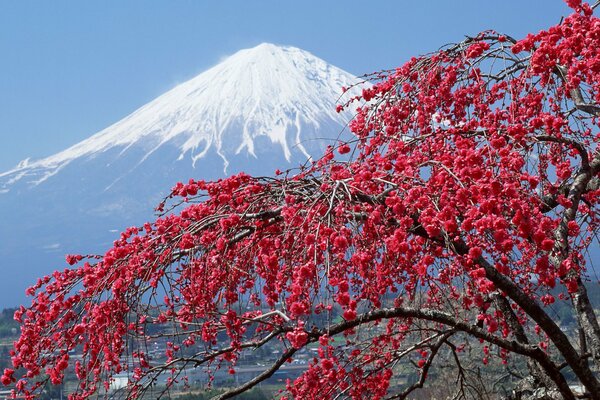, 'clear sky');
0,1,572,172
